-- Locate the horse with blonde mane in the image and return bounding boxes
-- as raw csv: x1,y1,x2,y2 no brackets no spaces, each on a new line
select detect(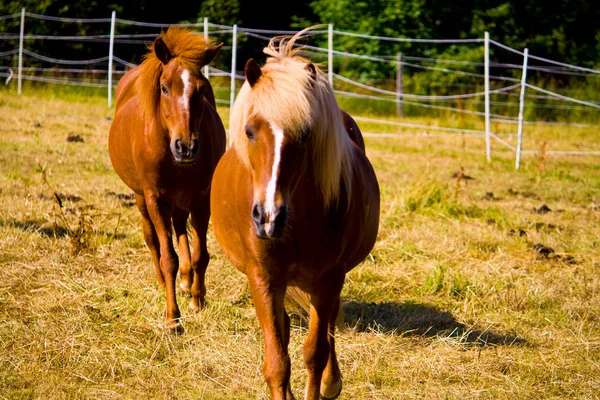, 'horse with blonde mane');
210,28,380,399
108,28,226,332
